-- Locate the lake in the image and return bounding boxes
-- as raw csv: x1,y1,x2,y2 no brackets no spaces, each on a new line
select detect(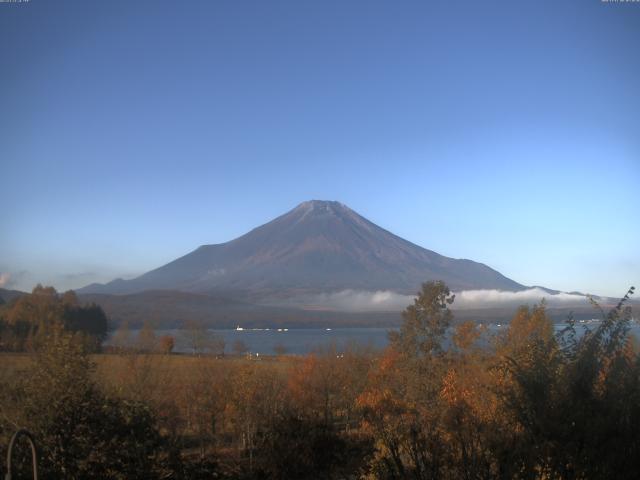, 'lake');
109,319,640,355
110,327,391,355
